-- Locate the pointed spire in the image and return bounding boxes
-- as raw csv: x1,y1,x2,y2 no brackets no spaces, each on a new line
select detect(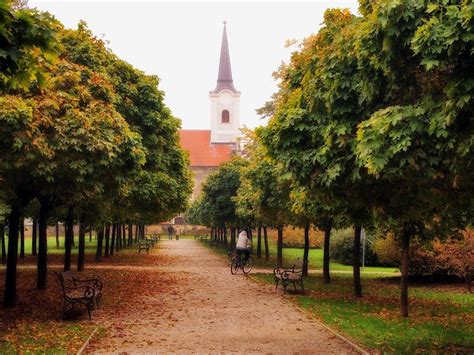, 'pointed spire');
211,21,239,94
